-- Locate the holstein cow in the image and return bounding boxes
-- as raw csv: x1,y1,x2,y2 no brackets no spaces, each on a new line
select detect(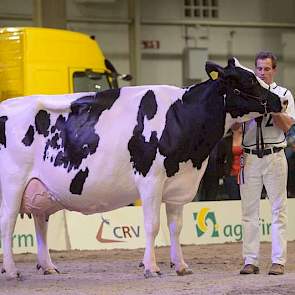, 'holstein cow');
0,58,286,279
